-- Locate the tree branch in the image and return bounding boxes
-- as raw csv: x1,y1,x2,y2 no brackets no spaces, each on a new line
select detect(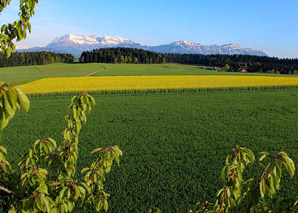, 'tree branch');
0,186,23,199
